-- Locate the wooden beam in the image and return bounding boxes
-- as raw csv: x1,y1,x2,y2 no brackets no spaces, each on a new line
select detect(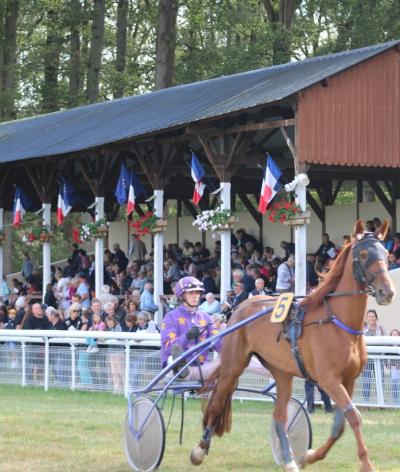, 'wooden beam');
280,126,298,174
237,192,261,226
25,166,44,202
186,118,295,136
306,191,324,224
328,180,343,205
368,180,395,217
76,158,97,196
